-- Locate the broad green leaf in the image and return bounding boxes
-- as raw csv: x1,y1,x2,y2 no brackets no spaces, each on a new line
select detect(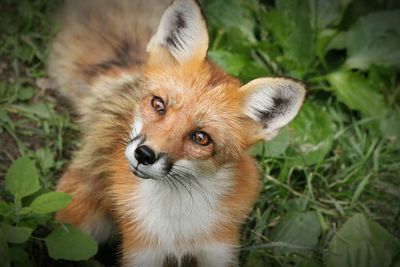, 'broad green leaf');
379,111,400,145
17,87,35,101
345,10,400,69
18,207,31,216
270,211,321,256
250,127,290,158
263,127,290,157
289,102,335,165
308,0,352,29
45,225,98,261
285,198,308,213
10,103,52,120
327,71,387,117
208,50,247,76
238,61,270,83
0,201,13,217
30,192,71,214
203,0,257,43
326,213,400,267
264,0,314,69
326,31,348,51
0,229,11,267
5,157,41,199
0,224,33,244
315,29,339,60
10,246,29,262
